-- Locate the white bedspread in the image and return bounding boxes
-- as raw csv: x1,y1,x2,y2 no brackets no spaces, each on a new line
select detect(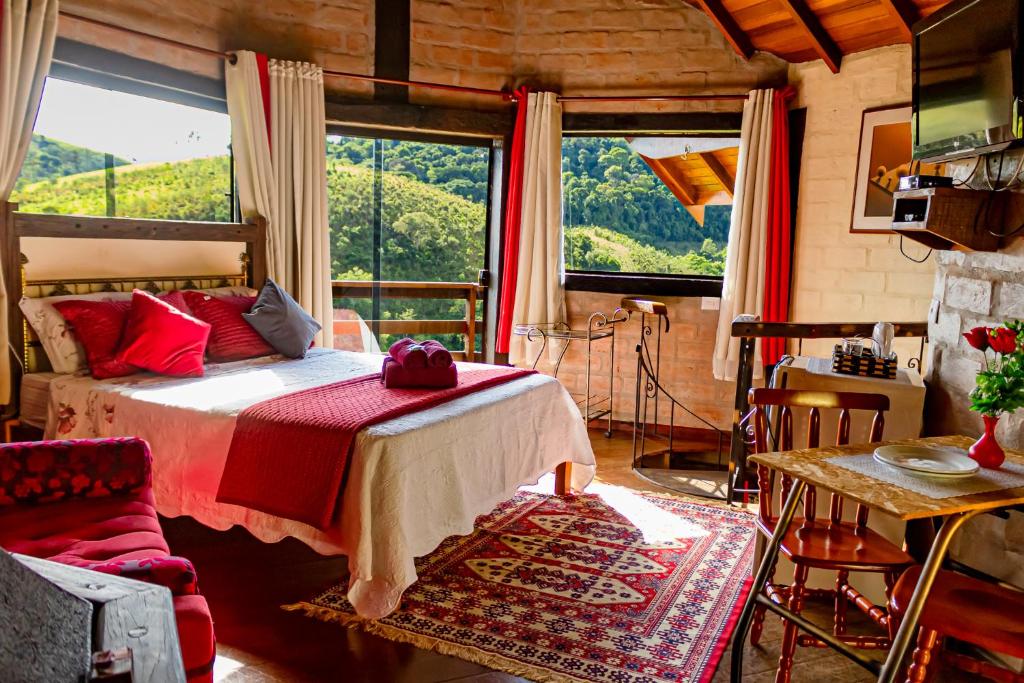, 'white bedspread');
45,349,596,617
